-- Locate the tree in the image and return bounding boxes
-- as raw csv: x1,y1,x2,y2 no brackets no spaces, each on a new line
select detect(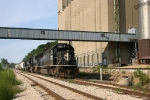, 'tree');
1,58,9,65
22,41,58,61
0,58,15,68
1,58,8,68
